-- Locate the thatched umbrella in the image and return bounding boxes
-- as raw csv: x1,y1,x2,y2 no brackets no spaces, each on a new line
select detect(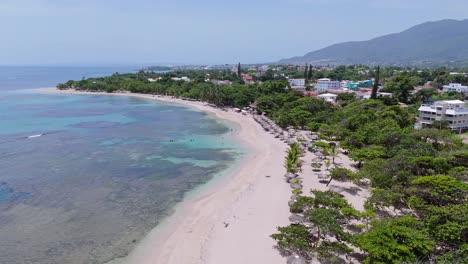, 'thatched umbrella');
317,173,328,180
287,255,307,264
312,158,322,163
290,183,303,190
289,214,306,225
329,185,344,194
